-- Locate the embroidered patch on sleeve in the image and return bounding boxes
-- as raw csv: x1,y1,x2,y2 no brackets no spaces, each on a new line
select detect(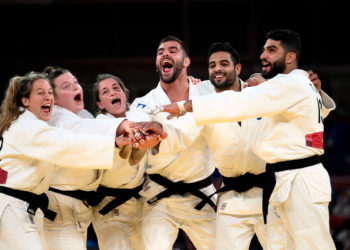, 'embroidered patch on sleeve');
0,168,8,184
136,103,146,109
305,132,324,149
